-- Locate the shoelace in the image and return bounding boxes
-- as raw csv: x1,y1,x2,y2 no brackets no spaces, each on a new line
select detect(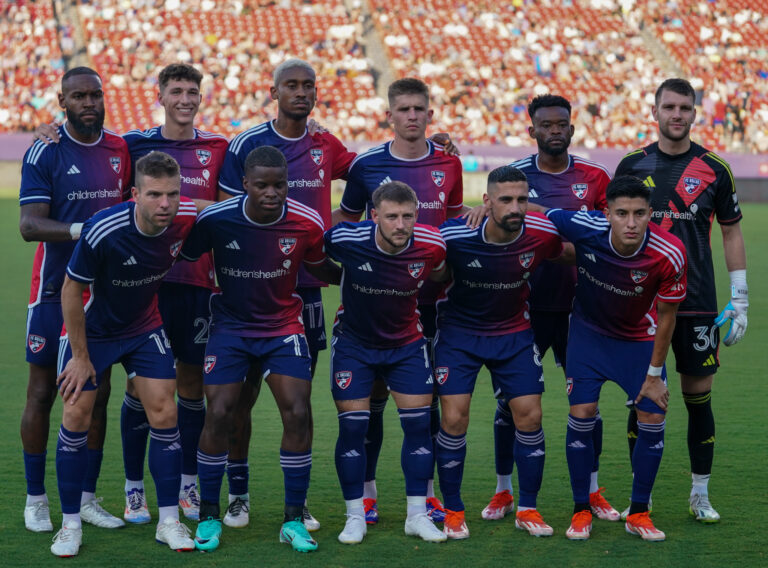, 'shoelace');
169,521,192,538
489,491,511,508
185,486,201,507
85,497,110,516
53,527,76,544
128,491,145,511
30,501,49,521
571,510,592,527
228,498,249,515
